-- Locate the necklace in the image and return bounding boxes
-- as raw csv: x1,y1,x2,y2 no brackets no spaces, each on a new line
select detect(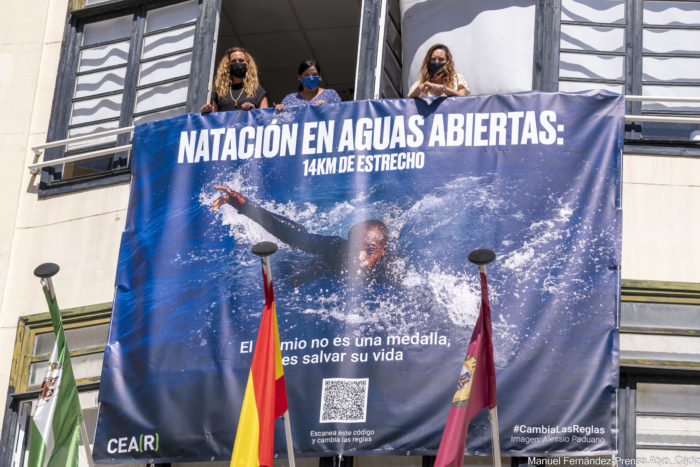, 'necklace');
229,87,245,108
